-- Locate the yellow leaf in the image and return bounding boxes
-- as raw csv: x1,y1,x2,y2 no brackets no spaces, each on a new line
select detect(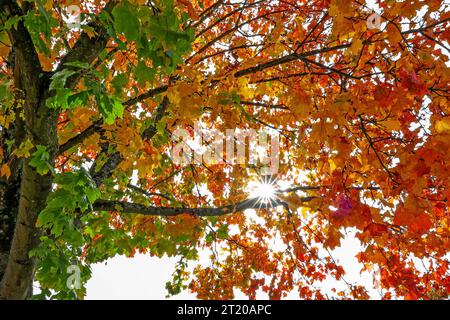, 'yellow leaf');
12,139,34,158
329,0,352,16
435,118,450,134
383,119,401,131
0,44,10,58
0,32,11,58
238,78,255,99
279,194,306,210
167,87,181,104
82,25,96,39
349,38,363,56
328,159,337,172
386,24,402,44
